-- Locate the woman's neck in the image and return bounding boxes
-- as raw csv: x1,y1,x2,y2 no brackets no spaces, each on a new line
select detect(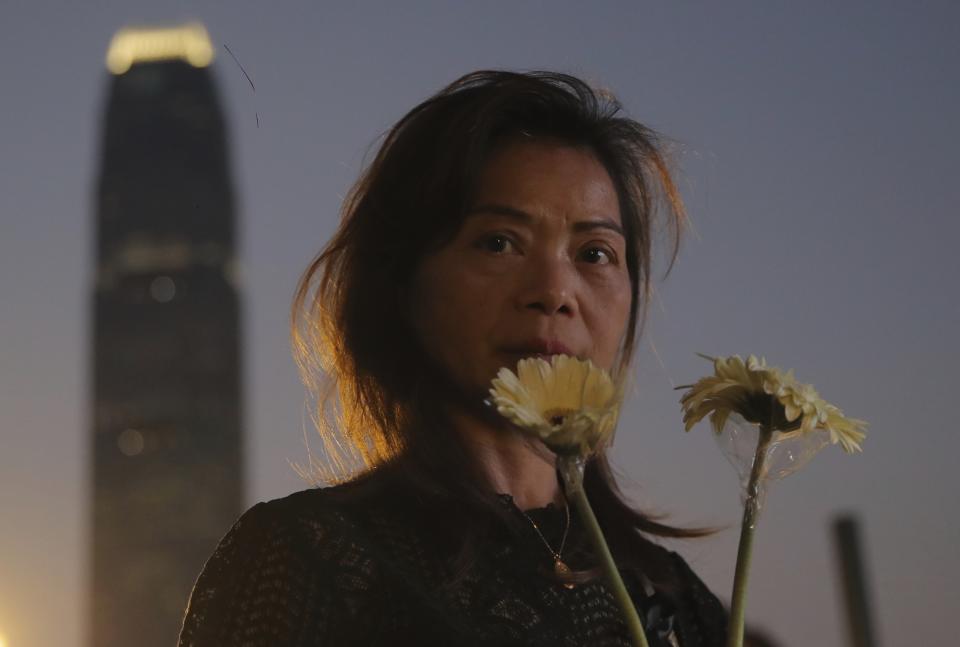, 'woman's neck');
450,408,565,511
